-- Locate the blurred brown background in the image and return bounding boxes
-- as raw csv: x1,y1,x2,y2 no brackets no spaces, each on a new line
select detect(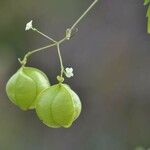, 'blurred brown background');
0,0,150,150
